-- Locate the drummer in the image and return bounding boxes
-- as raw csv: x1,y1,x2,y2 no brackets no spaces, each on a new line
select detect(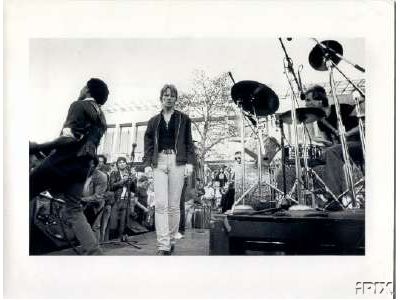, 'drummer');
304,85,364,199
